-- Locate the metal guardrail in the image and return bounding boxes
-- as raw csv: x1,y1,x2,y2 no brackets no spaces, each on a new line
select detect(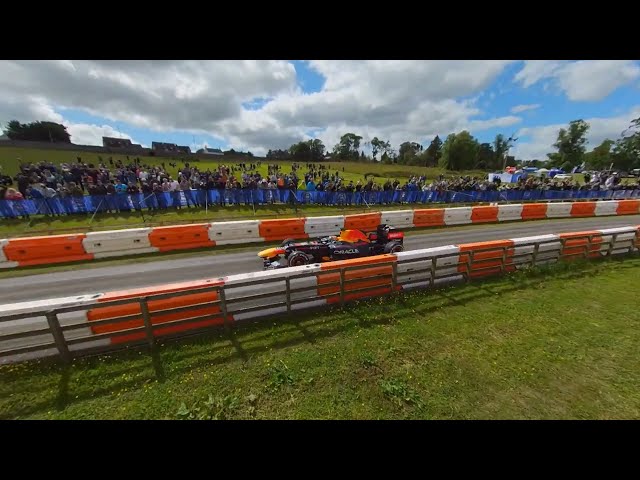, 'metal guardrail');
0,231,638,364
